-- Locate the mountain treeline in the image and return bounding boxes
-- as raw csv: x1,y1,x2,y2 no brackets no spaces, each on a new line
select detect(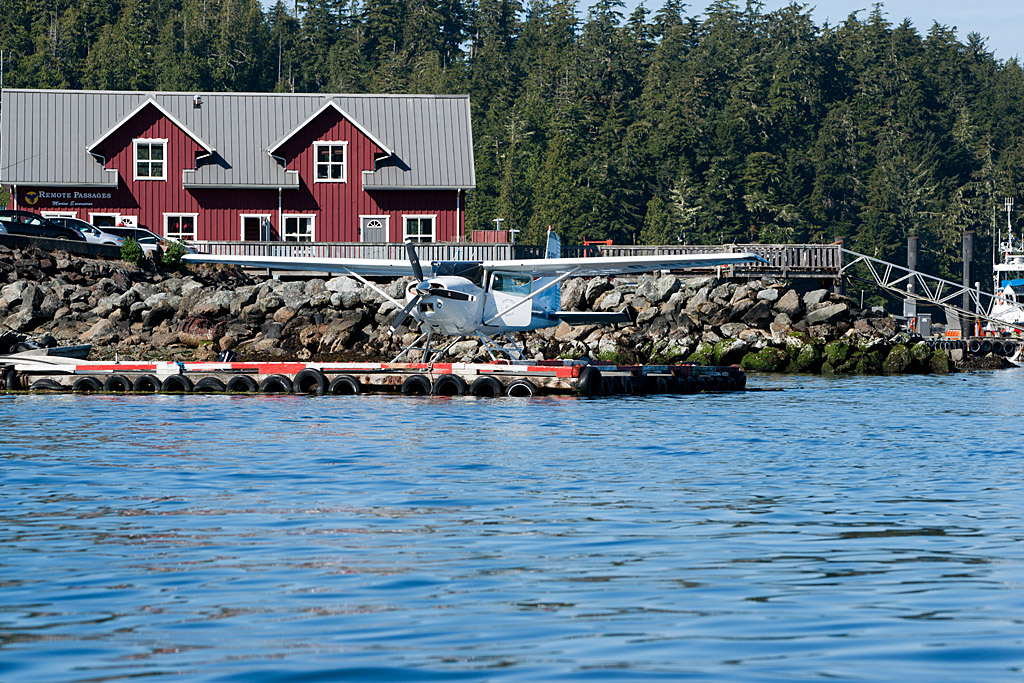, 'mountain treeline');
3,0,1024,280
